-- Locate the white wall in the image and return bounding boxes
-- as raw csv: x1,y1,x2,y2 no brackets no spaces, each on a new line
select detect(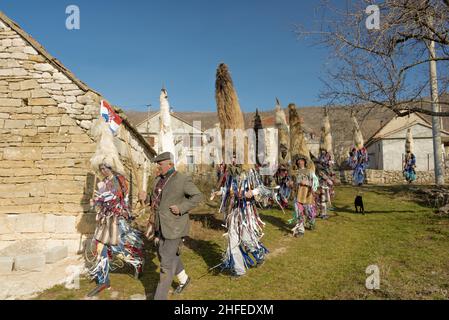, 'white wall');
137,113,203,164
381,138,437,171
